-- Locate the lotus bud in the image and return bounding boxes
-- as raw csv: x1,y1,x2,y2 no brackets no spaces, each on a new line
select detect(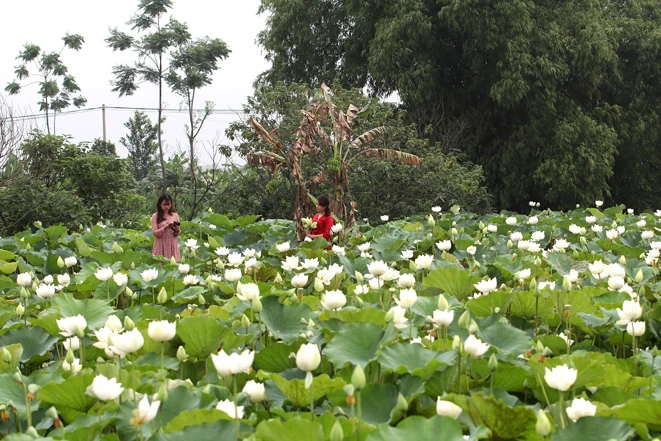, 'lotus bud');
241,314,251,329
652,346,660,358
561,276,571,291
536,410,552,437
57,257,65,268
458,310,471,329
488,353,498,371
112,242,120,253
635,269,643,283
20,287,30,299
157,382,168,401
2,347,12,364
251,297,263,312
314,278,324,293
216,260,225,270
170,256,177,265
46,406,58,420
428,215,435,227
535,340,545,354
507,239,514,248
15,303,25,316
236,281,242,294
202,384,212,394
384,308,395,323
31,281,38,292
198,294,206,305
534,257,542,266
28,384,38,394
130,261,135,270
351,364,366,390
580,236,587,246
468,321,479,334
395,393,408,412
65,349,75,364
571,249,580,259
452,335,462,350
176,346,188,362
437,294,449,311
124,316,135,331
355,297,364,308
619,255,626,265
409,261,418,272
451,228,458,236
478,222,485,230
355,271,364,282
343,384,355,397
330,421,344,441
529,278,537,290
157,287,168,304
25,427,39,439
274,273,283,284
